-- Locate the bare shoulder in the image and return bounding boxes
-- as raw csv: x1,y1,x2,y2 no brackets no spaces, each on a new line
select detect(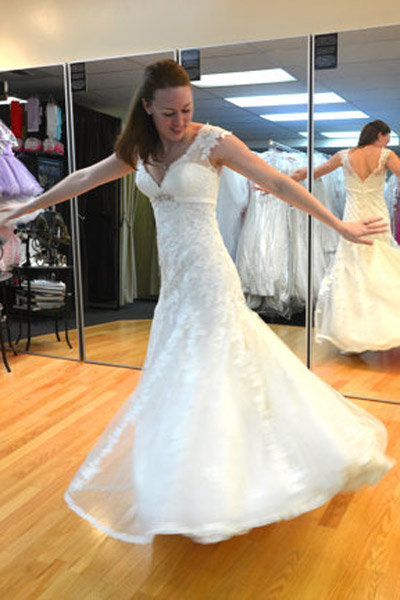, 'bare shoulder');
386,149,399,160
100,152,135,175
386,149,400,167
190,122,205,137
329,151,344,164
